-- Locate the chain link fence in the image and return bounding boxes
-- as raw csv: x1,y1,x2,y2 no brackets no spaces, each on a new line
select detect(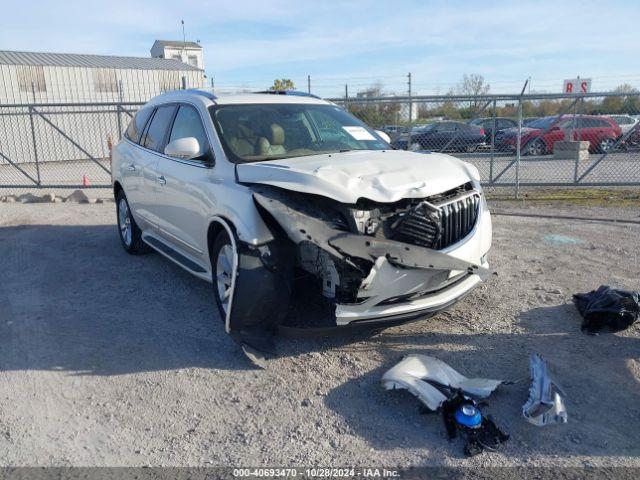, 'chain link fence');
1,91,639,198
0,102,142,193
332,91,640,193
